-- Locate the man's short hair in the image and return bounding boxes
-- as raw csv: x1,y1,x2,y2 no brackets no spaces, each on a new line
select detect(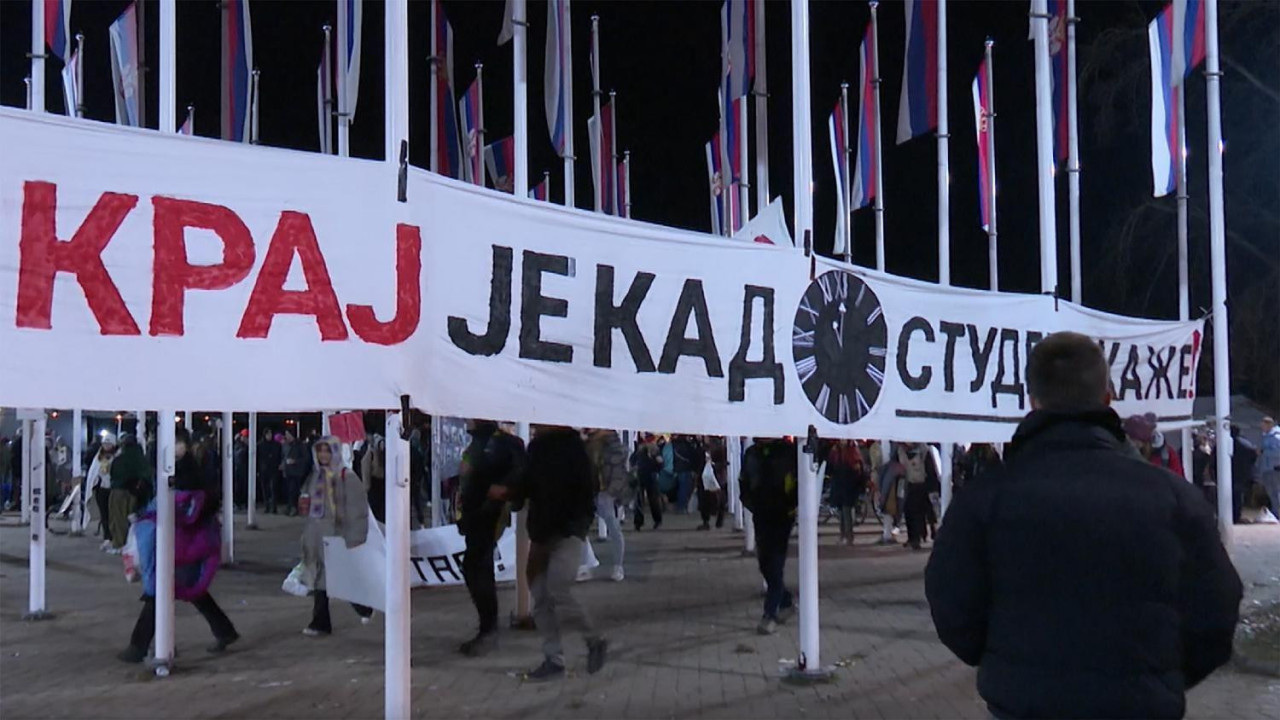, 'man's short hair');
1027,332,1110,413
